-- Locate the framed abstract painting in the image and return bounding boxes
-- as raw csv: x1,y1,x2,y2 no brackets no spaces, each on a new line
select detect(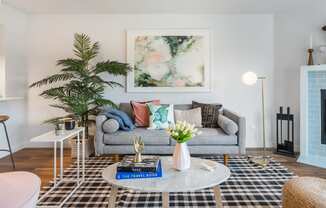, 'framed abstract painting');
126,29,210,92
